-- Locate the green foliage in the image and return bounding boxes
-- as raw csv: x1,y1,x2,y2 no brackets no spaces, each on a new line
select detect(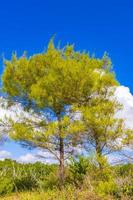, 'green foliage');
95,180,117,198
78,90,131,157
90,160,133,199
38,170,59,190
0,159,58,195
0,188,101,200
0,177,14,195
3,40,115,109
1,37,133,190
3,38,131,170
113,164,133,198
0,159,132,199
68,155,133,199
2,38,121,184
68,156,89,186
